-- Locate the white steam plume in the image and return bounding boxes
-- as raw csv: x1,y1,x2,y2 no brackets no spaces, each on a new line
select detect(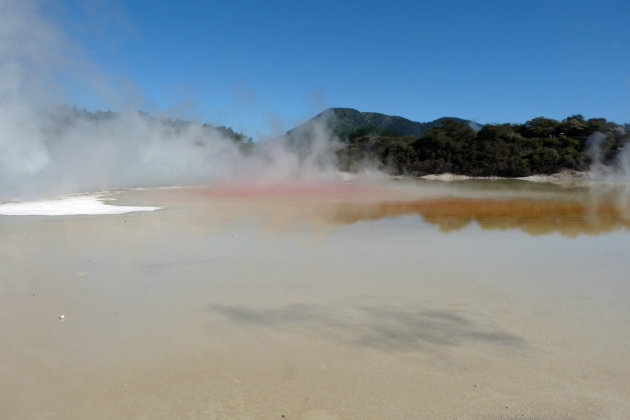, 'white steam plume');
0,0,341,201
586,129,630,181
584,128,630,215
